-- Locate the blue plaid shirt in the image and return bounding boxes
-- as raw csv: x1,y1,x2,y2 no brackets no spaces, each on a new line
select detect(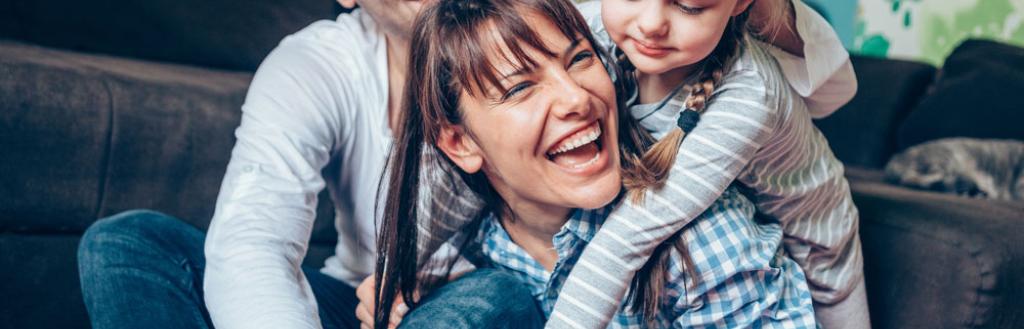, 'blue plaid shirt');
470,188,817,328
